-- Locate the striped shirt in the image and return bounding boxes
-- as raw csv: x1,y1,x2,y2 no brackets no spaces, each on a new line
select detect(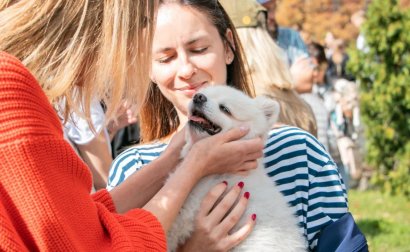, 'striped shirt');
108,126,348,250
